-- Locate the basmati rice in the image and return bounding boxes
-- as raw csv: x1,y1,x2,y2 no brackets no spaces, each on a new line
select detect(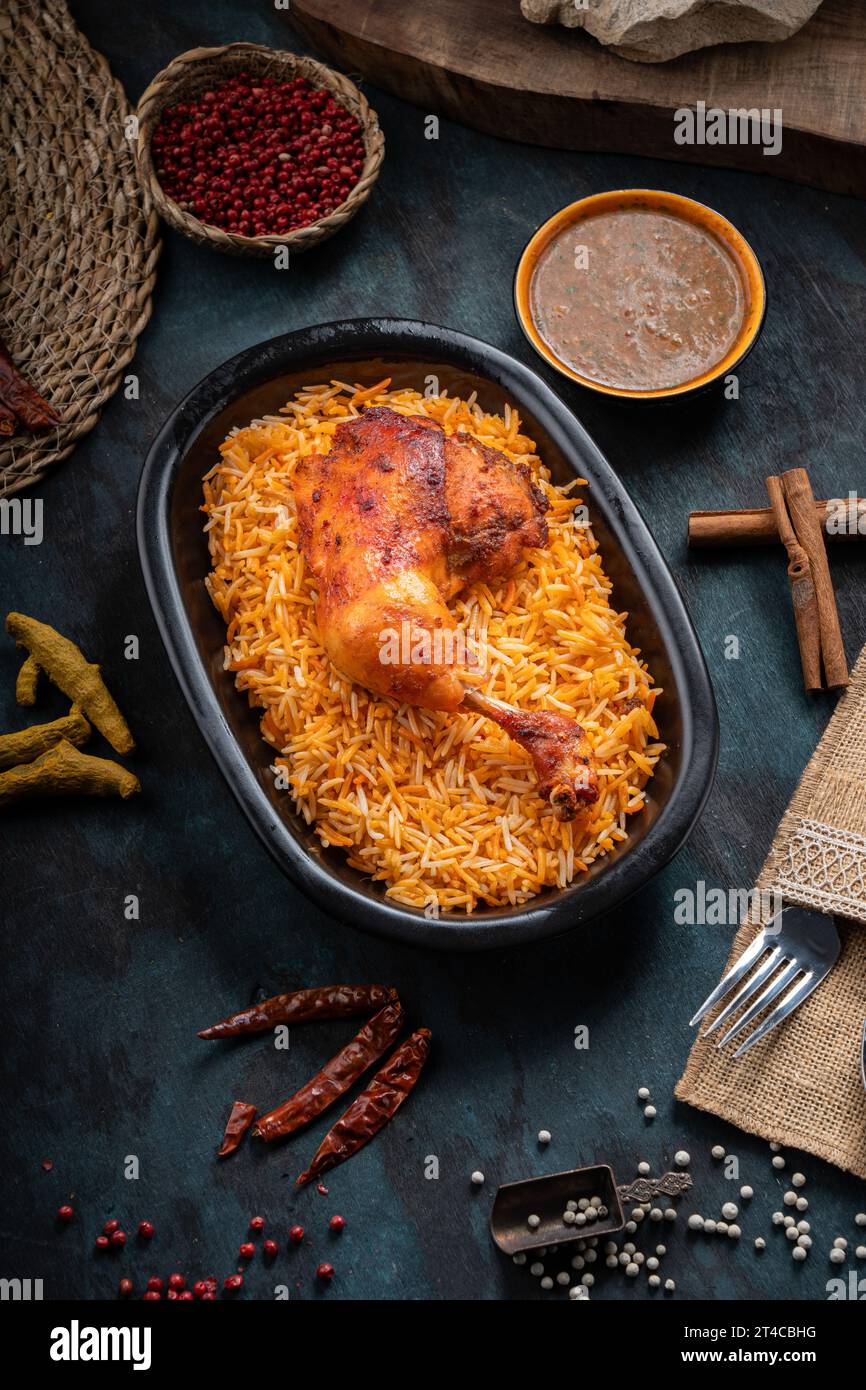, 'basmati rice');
202,382,664,914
